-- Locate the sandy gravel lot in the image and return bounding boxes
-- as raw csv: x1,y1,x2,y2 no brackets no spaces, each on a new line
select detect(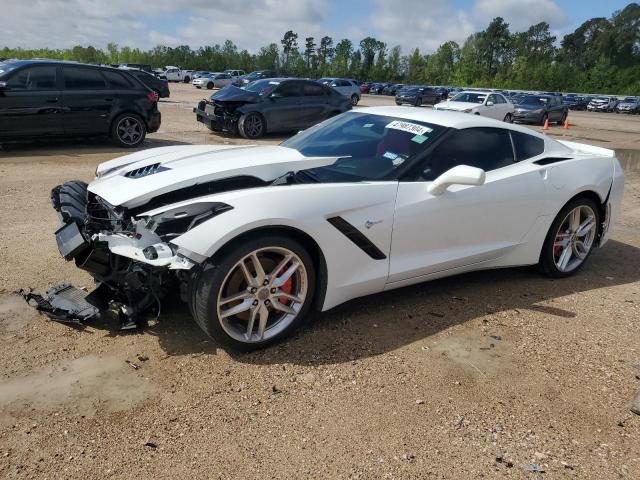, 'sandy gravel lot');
0,83,639,479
